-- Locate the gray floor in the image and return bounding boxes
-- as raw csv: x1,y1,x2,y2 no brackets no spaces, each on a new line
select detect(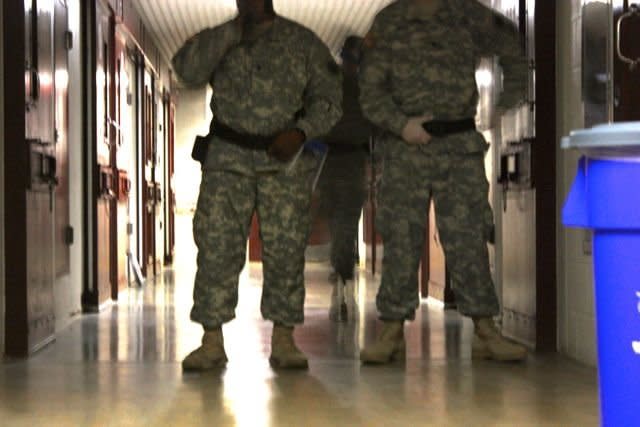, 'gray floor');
0,216,599,426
